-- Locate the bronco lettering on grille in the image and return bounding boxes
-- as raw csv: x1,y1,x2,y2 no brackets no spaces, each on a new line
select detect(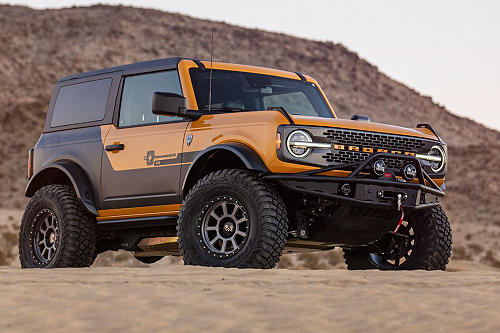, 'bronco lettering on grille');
332,145,415,156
